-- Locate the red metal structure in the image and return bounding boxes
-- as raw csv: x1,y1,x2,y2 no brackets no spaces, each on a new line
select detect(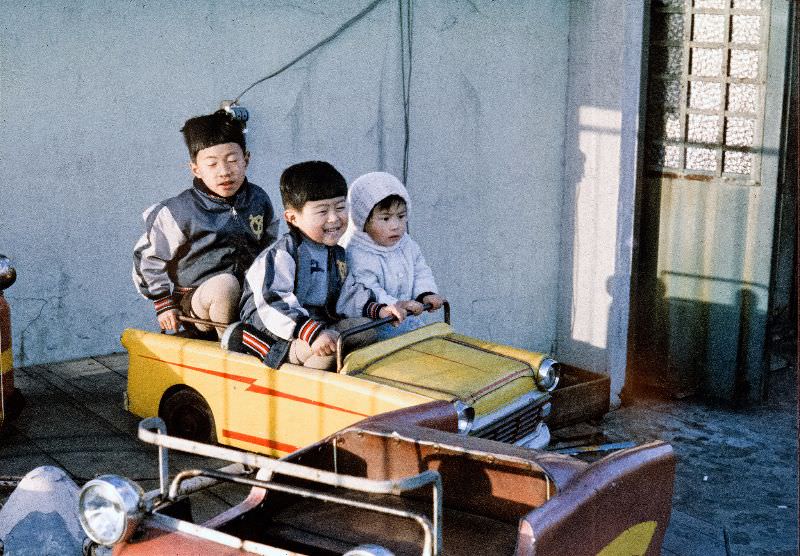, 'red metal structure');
0,255,22,430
